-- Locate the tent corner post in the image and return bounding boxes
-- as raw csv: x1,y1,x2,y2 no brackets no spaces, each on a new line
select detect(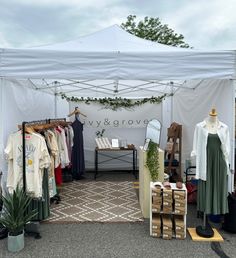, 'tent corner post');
22,121,27,193
170,83,174,123
54,92,58,118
